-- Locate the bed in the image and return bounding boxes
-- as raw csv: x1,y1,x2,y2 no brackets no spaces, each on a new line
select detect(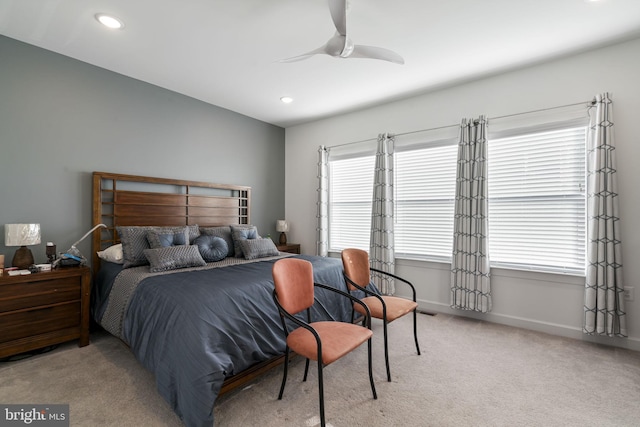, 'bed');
90,172,355,427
